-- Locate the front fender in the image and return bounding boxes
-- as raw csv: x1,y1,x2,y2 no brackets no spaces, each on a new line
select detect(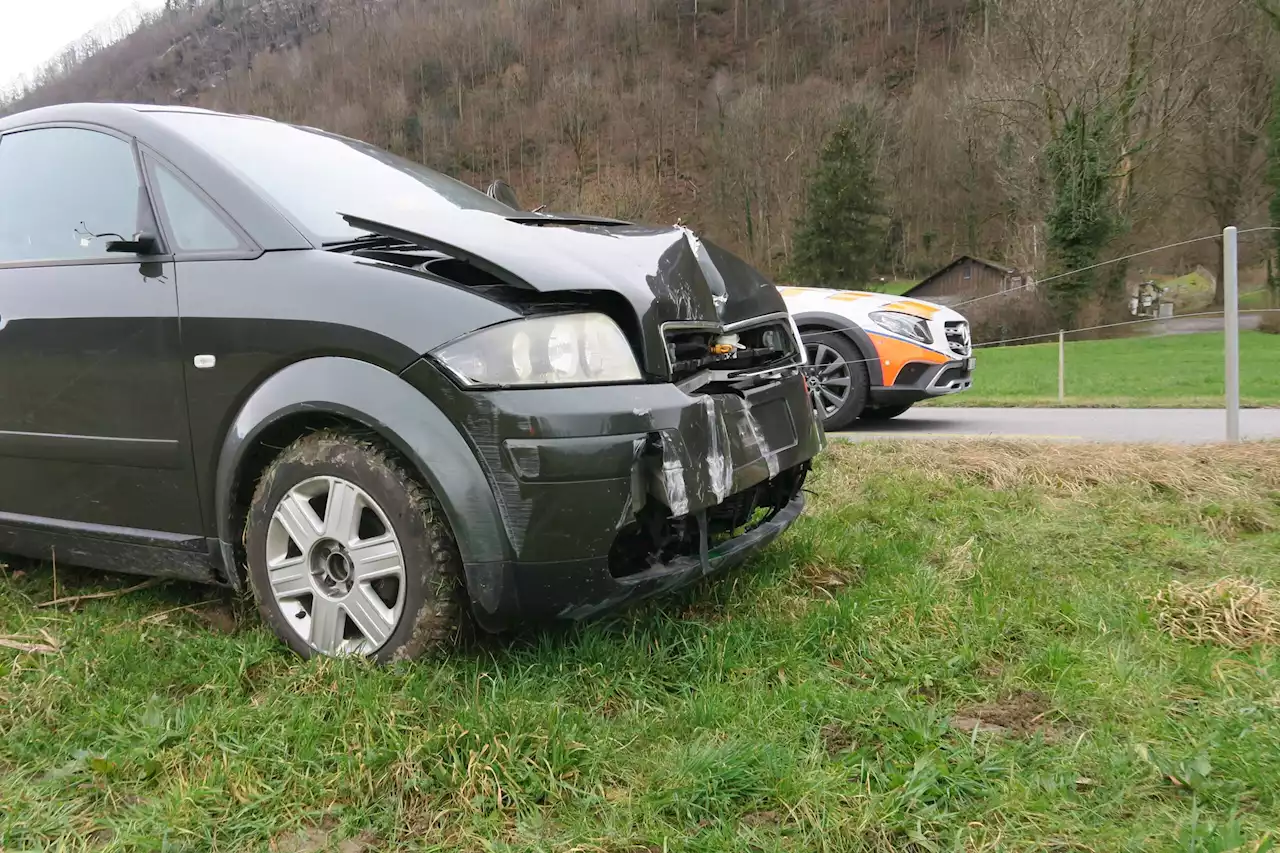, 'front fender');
215,357,510,587
792,310,884,387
